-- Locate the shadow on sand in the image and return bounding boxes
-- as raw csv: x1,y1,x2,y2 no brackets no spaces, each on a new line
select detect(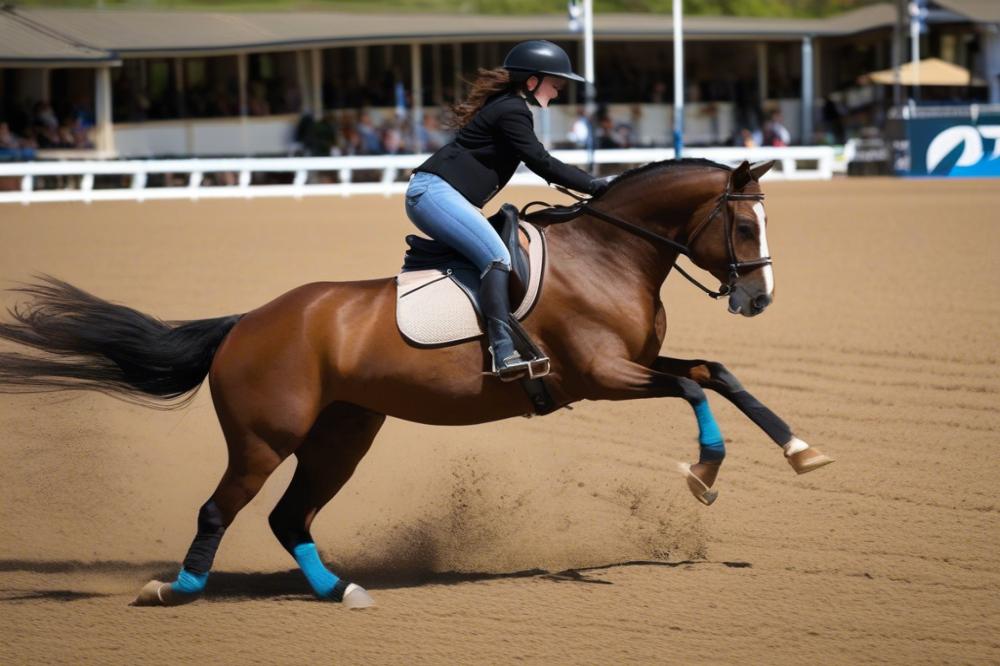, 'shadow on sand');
0,558,751,603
